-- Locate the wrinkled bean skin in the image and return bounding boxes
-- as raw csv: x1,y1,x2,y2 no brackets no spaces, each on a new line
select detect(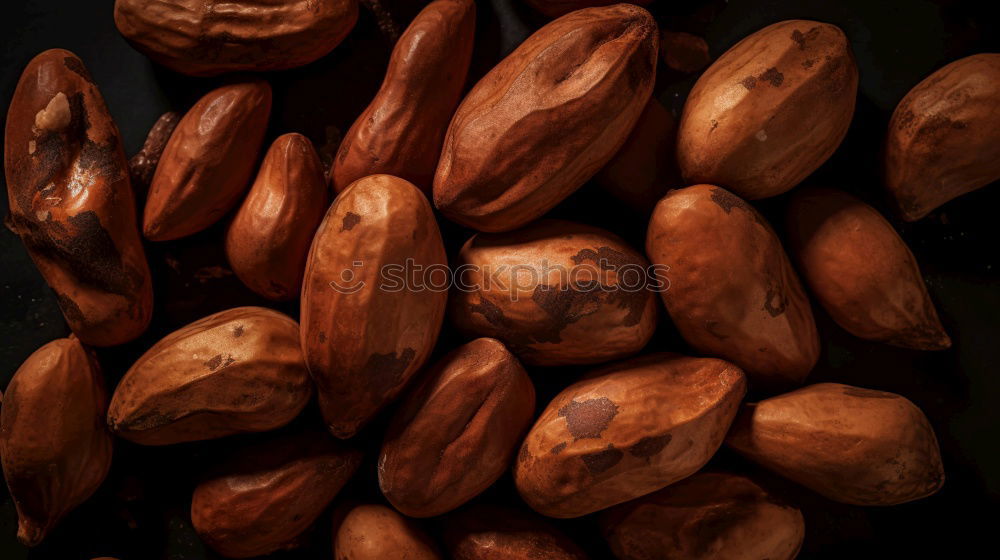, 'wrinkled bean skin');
332,0,476,193
301,174,447,438
114,0,359,76
515,353,747,518
884,53,1000,221
444,504,589,560
226,133,329,300
677,20,858,199
600,472,805,560
380,338,535,517
191,432,361,558
786,187,950,350
107,307,312,445
450,219,659,366
4,49,153,347
0,337,113,547
433,4,658,232
143,81,271,241
595,97,680,212
333,503,441,560
726,383,945,506
646,184,819,389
